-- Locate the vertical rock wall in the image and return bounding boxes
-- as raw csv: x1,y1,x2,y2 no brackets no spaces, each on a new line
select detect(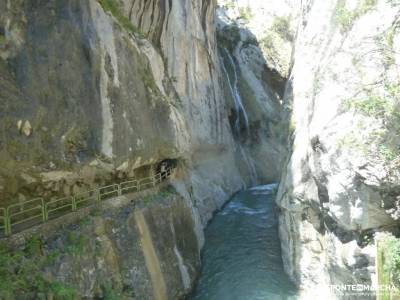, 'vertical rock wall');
0,0,247,216
277,0,400,298
0,0,242,299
